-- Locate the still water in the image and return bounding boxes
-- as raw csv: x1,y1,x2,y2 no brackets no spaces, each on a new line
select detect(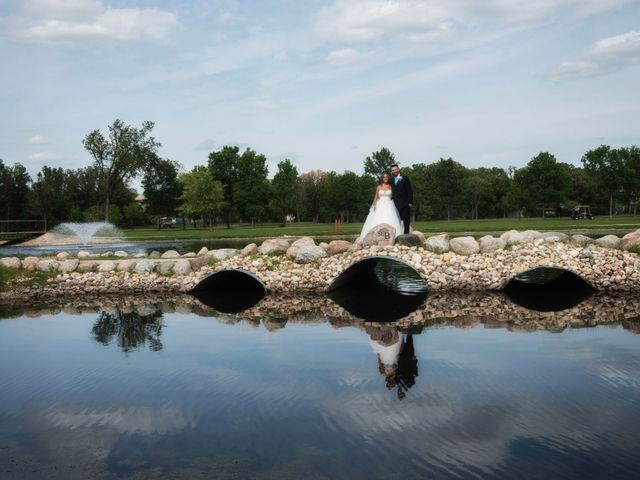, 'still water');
1,297,640,479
